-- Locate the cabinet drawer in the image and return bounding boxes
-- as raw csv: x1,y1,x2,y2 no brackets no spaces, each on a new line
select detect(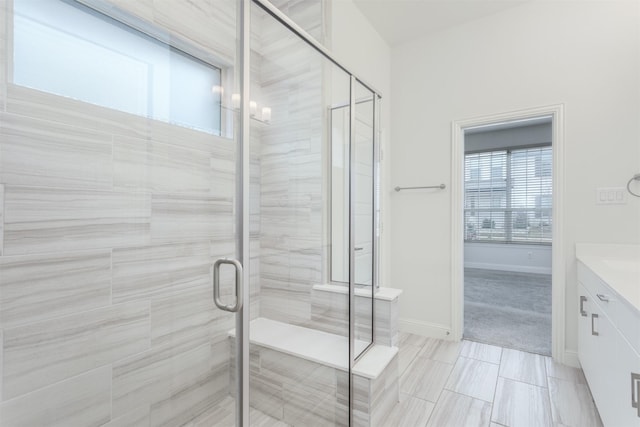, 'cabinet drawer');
578,261,640,354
